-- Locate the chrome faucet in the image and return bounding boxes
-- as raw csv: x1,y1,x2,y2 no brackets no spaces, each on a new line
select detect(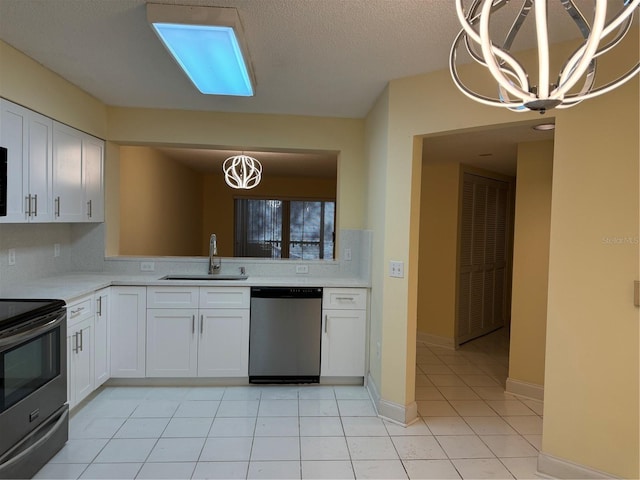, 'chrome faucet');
208,234,221,274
